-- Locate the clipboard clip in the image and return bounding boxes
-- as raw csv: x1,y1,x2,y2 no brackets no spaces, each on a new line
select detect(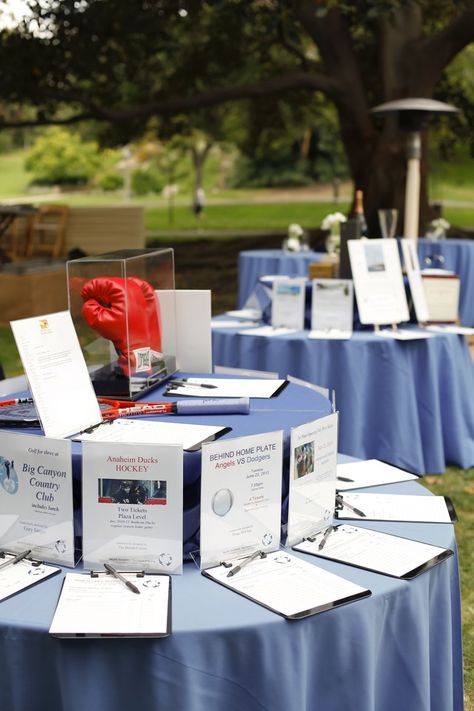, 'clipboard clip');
90,569,145,578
